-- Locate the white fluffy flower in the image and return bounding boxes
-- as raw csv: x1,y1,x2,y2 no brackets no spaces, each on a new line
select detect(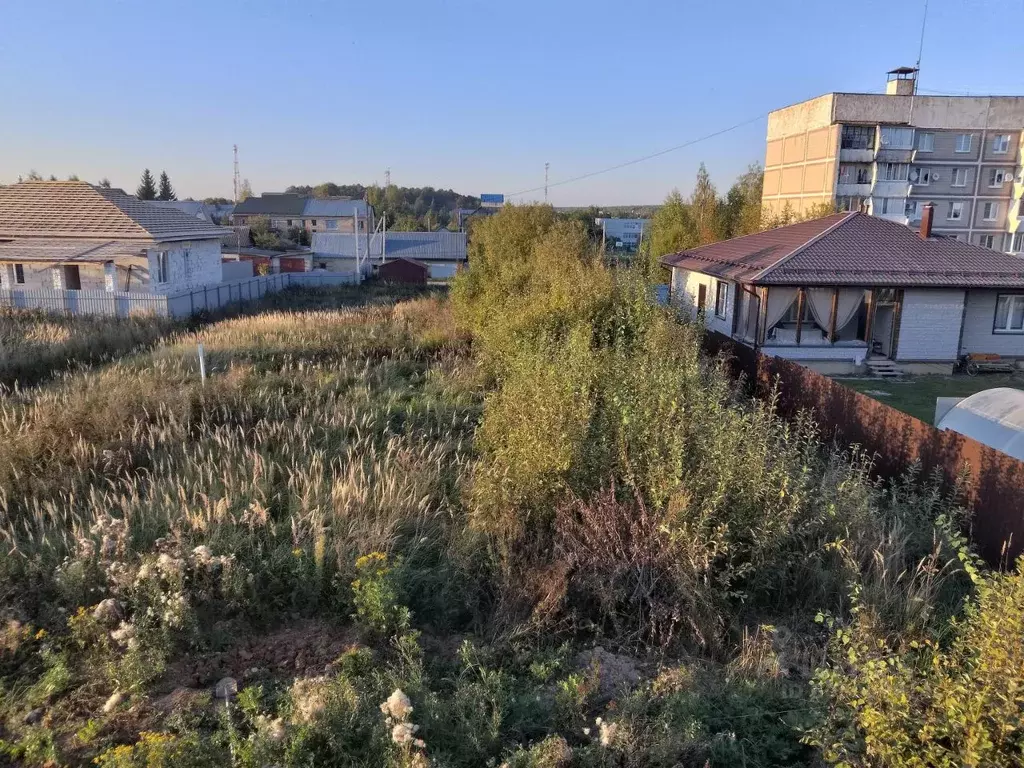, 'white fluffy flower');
380,688,413,721
391,721,419,745
598,719,619,748
191,545,213,565
110,622,136,645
